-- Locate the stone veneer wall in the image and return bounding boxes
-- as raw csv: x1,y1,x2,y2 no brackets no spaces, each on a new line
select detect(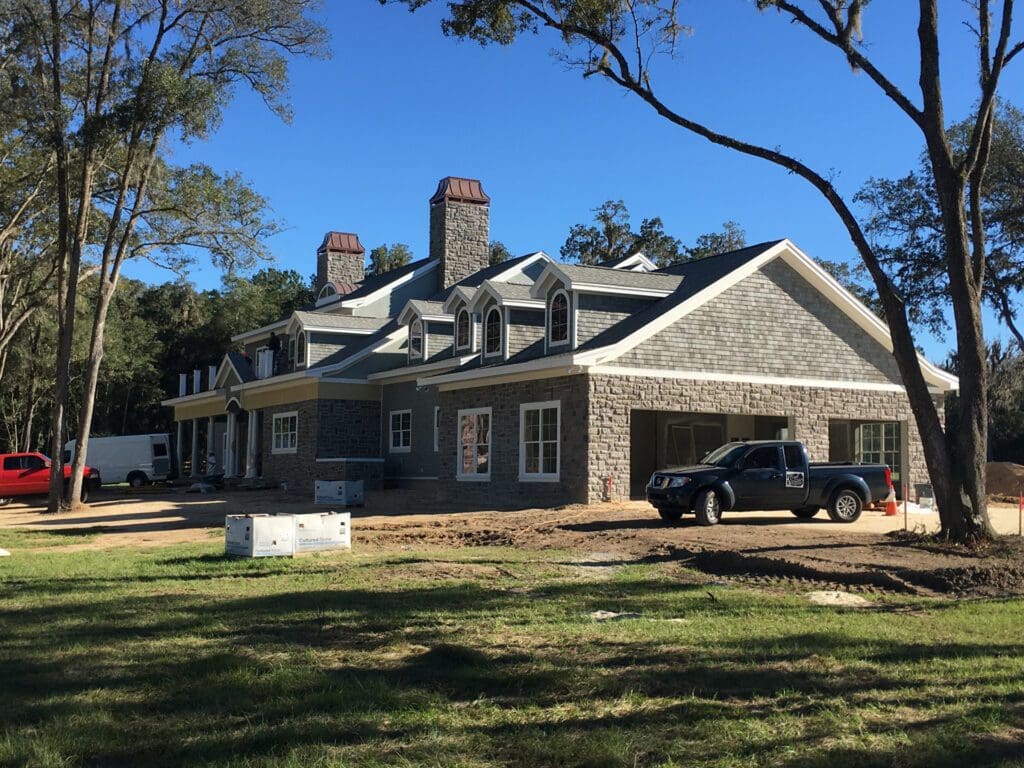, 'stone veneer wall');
430,199,489,290
261,398,383,493
317,249,364,293
436,374,590,508
587,373,936,503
